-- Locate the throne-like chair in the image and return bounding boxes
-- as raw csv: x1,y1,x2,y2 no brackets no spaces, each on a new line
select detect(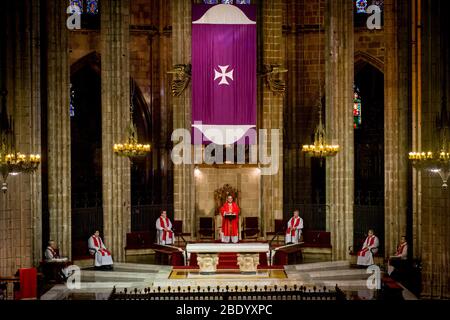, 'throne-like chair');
213,184,240,240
